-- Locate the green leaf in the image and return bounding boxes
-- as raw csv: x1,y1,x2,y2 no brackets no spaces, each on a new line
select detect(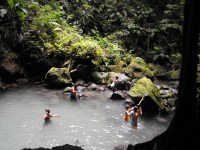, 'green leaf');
8,0,15,9
19,11,25,21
